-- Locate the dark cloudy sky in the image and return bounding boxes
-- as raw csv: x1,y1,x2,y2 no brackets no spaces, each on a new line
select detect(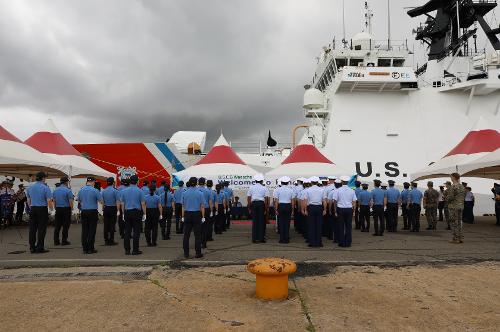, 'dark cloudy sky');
1,0,498,146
